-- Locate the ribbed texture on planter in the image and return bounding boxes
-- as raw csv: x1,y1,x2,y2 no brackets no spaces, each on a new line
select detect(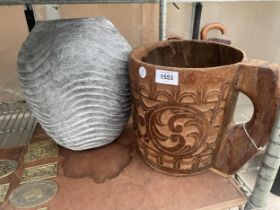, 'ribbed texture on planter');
17,17,131,150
